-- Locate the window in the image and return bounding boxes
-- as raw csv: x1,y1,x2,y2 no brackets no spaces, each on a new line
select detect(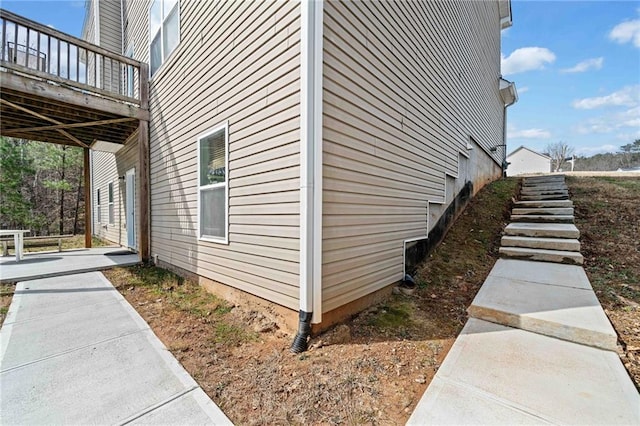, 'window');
149,0,180,77
197,122,229,243
96,189,102,224
108,182,115,225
